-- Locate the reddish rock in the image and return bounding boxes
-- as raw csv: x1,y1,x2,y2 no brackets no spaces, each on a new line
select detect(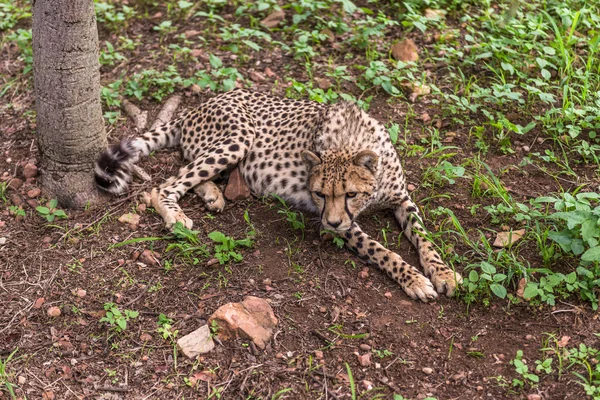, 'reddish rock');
391,39,419,62
249,71,266,82
139,249,161,266
8,178,23,190
47,306,61,317
224,167,251,201
261,10,285,28
27,188,41,198
356,353,371,367
23,163,38,179
33,298,45,309
208,296,278,349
